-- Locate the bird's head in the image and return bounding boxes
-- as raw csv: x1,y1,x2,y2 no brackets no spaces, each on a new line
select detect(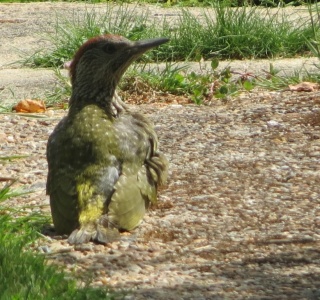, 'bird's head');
69,34,169,108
